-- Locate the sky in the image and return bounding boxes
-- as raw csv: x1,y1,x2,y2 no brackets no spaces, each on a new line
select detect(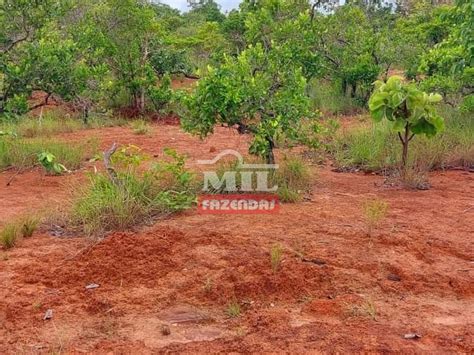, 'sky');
156,0,241,12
